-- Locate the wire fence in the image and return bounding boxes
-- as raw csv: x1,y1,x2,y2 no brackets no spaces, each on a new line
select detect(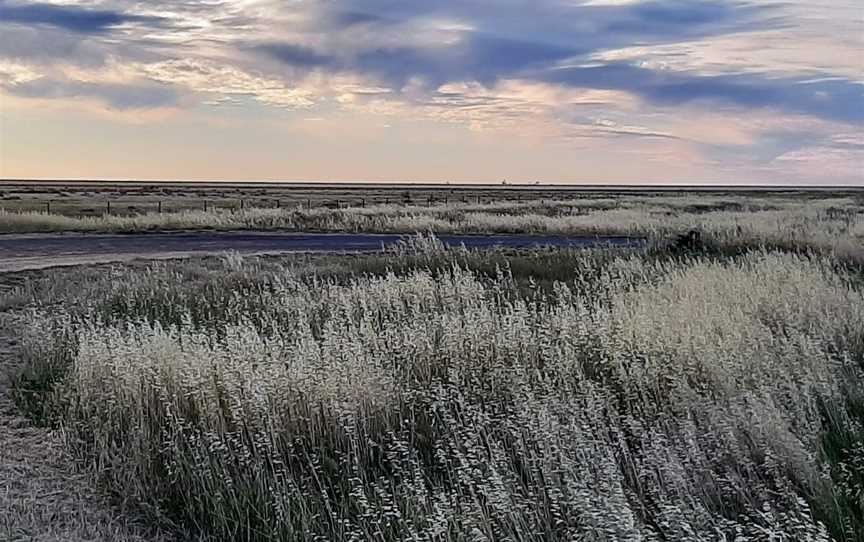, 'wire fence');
0,193,533,217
